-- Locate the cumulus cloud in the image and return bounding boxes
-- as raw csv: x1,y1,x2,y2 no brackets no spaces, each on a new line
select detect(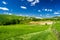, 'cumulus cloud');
54,12,60,14
27,0,34,2
44,9,48,11
8,13,12,15
20,6,27,9
27,0,40,6
43,9,52,12
31,0,40,6
38,10,41,12
2,1,7,5
0,7,9,11
48,9,52,12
